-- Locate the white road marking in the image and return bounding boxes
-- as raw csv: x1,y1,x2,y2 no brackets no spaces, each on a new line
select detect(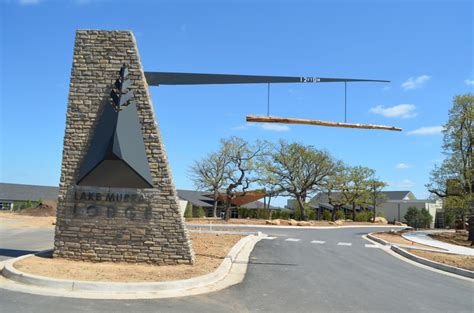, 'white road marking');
311,240,326,244
285,238,301,242
365,244,380,248
262,237,277,240
337,242,352,246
